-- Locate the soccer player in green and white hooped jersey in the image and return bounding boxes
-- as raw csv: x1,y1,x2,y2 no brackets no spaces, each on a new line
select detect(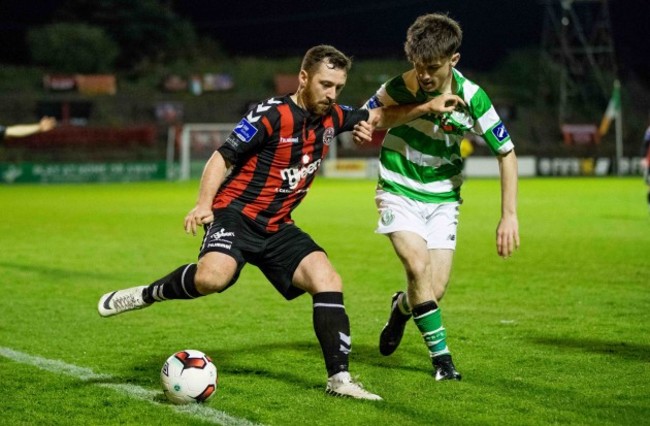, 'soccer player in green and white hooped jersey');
354,13,520,381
